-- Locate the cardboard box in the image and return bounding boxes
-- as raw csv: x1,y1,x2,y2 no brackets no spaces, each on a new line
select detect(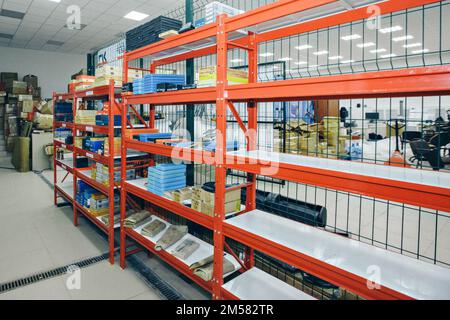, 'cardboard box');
192,187,202,201
20,100,34,113
18,94,33,102
192,198,202,212
11,81,28,94
173,187,193,203
201,188,240,205
201,200,241,217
